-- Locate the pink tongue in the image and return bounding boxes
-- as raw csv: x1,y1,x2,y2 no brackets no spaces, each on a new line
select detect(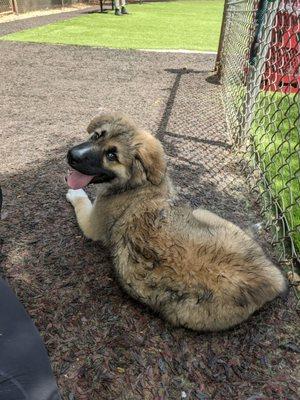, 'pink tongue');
66,168,95,189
